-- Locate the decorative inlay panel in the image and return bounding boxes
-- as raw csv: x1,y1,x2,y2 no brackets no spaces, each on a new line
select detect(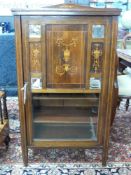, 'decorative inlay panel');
90,43,103,73
46,24,87,88
30,43,41,73
55,37,78,76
